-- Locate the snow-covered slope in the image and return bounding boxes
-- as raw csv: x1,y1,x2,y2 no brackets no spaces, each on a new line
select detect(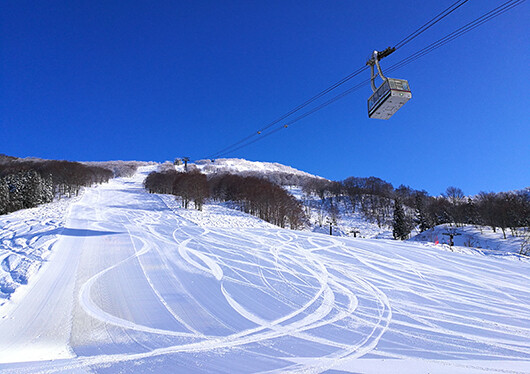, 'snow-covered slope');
188,158,322,180
409,224,529,257
0,167,529,373
289,186,393,239
180,159,390,239
0,195,81,305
